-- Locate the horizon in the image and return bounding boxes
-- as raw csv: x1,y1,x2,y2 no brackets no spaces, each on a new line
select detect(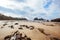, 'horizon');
0,0,60,20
